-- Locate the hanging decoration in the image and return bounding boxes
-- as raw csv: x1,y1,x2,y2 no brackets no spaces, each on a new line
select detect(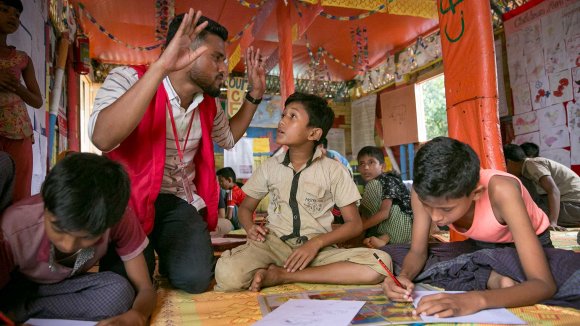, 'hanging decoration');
236,0,265,9
50,0,76,36
318,3,386,20
320,0,387,11
155,0,174,42
319,47,357,70
228,45,242,73
386,0,438,20
350,25,369,74
77,3,163,51
227,15,257,44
